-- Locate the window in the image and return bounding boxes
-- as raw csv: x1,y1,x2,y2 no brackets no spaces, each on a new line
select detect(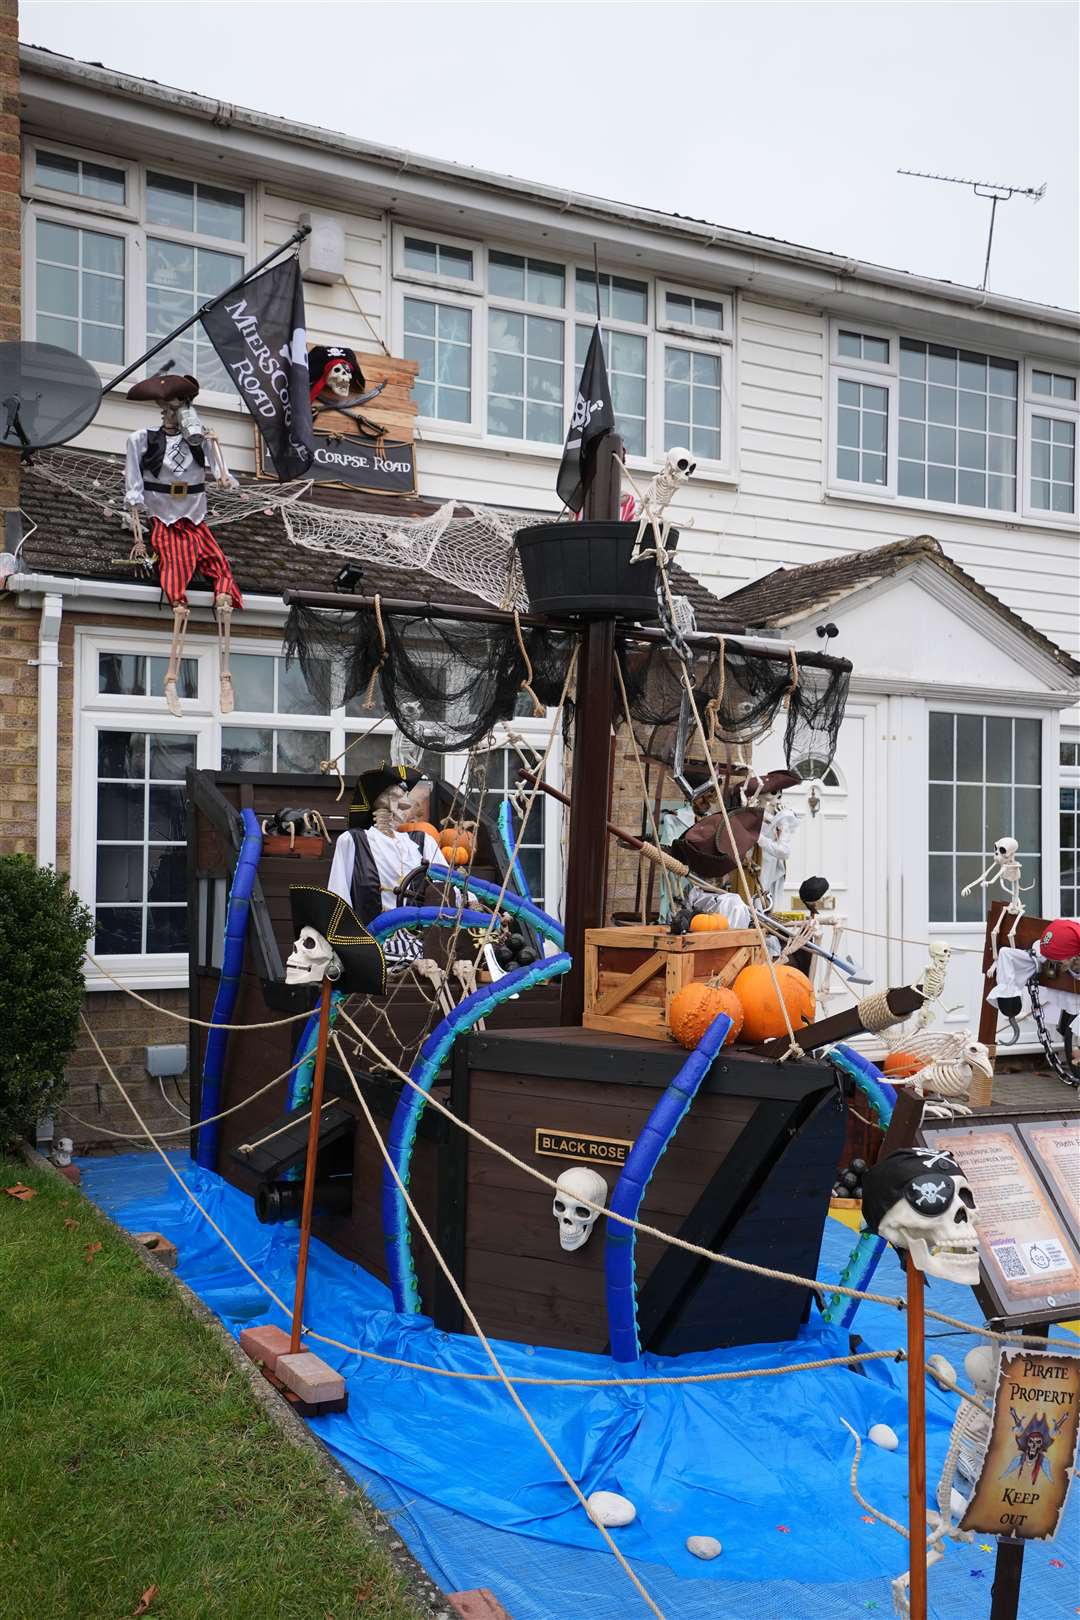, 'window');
658,285,728,337
489,251,564,307
35,149,125,206
94,728,194,955
836,377,888,486
1062,740,1080,918
575,321,647,456
402,235,474,283
898,342,1017,510
928,712,1042,923
479,748,546,900
663,345,722,460
221,653,331,773
829,321,1077,524
793,755,841,788
35,218,125,364
26,144,249,395
404,296,472,423
99,653,198,700
488,308,564,443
